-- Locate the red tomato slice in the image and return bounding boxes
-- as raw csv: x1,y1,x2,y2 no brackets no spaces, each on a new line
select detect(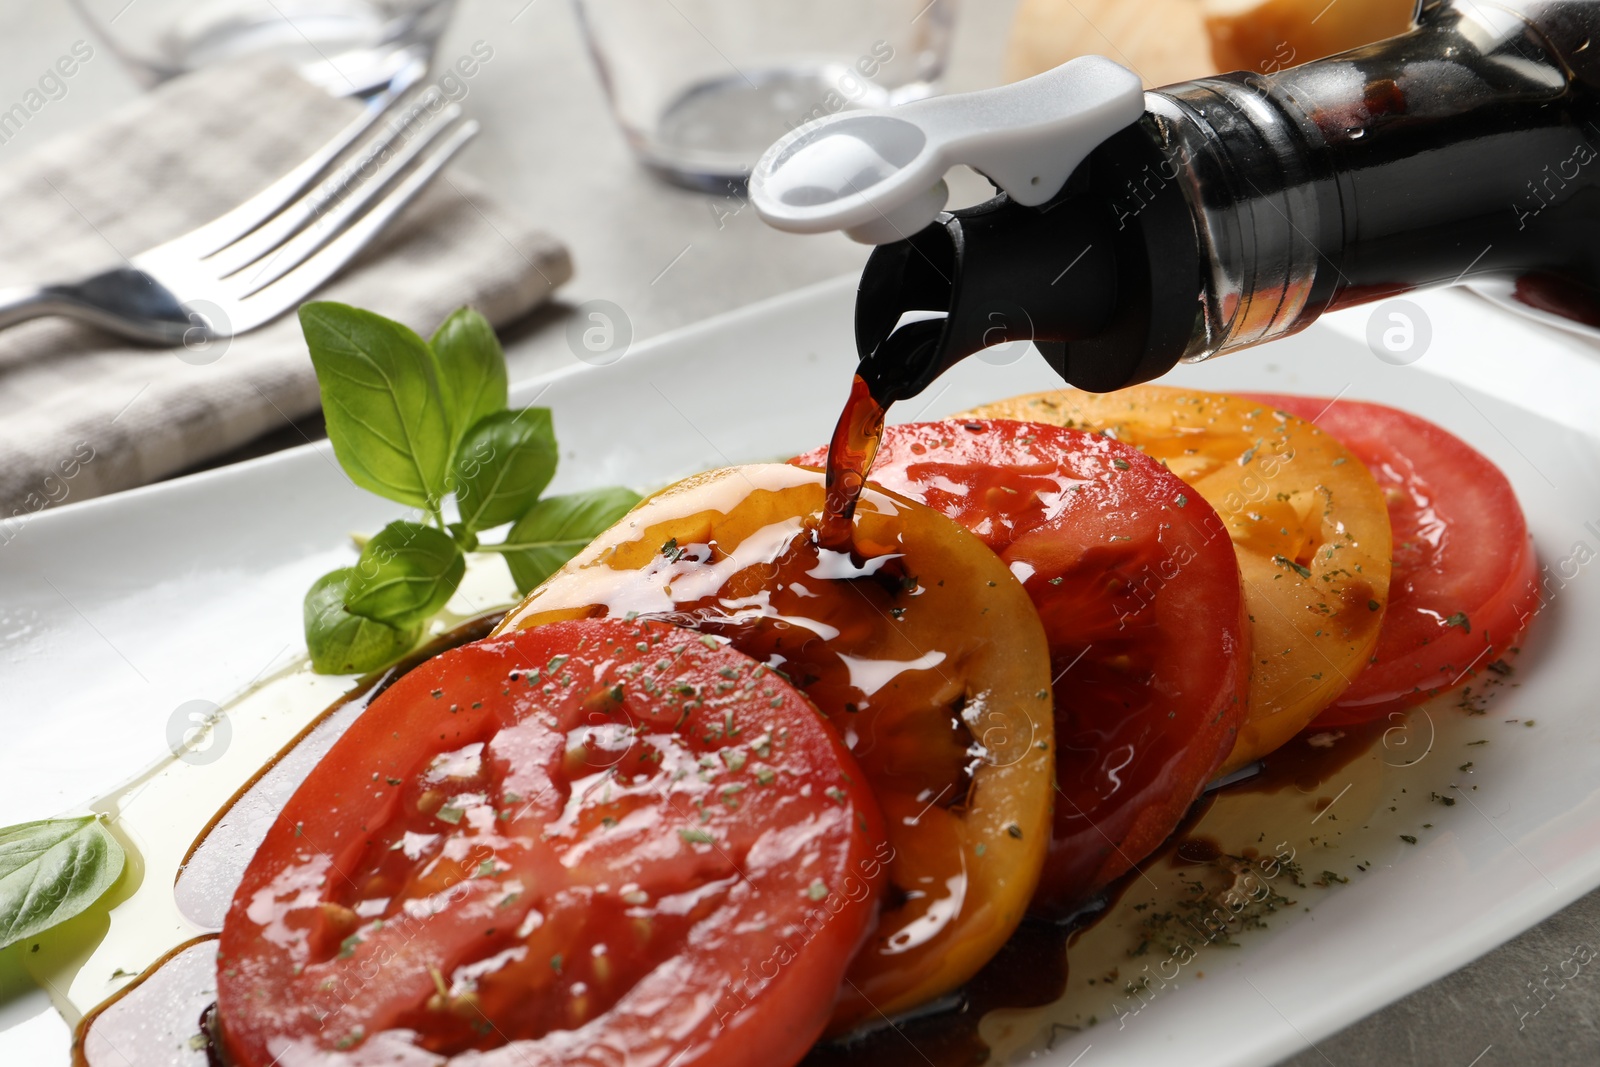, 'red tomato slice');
217,618,887,1067
796,420,1249,913
493,465,1056,1029
1242,394,1540,723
